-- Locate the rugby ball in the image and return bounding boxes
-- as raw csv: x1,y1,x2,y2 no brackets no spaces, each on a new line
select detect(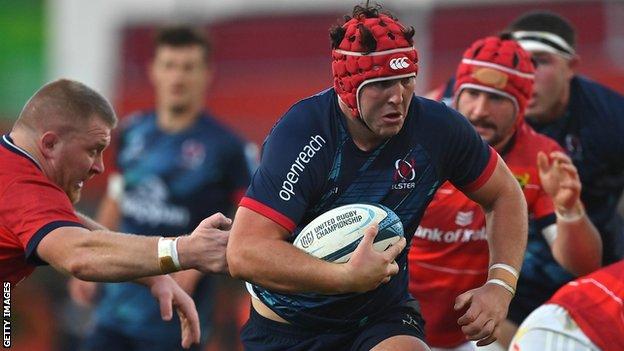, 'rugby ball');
293,203,404,263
